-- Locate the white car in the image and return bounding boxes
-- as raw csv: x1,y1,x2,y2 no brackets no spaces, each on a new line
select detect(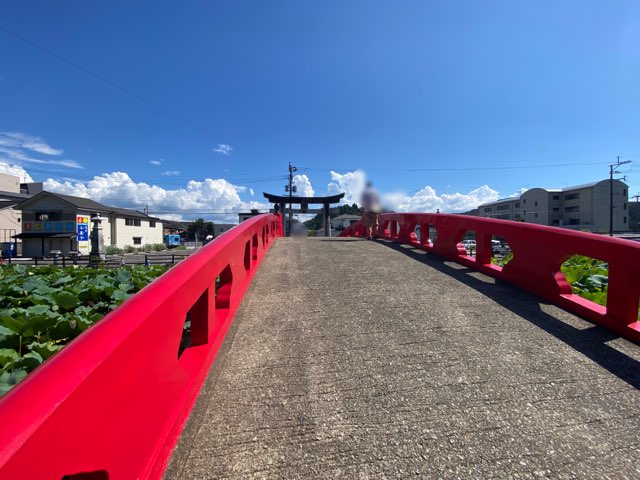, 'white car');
492,240,510,255
461,240,476,253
